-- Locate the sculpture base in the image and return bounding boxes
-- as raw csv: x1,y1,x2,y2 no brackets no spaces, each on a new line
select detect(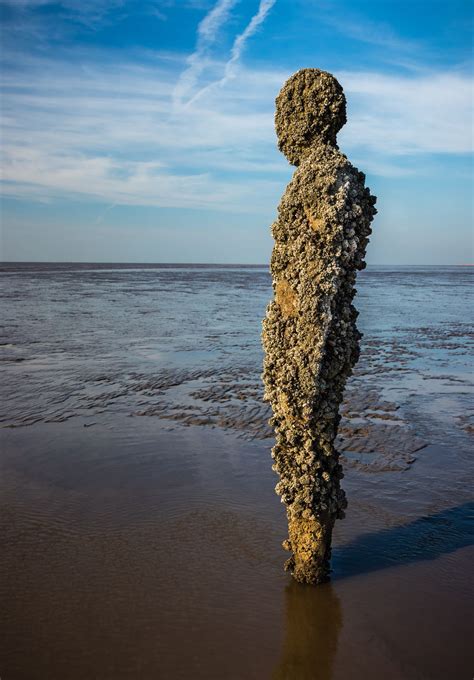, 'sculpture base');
284,513,334,585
